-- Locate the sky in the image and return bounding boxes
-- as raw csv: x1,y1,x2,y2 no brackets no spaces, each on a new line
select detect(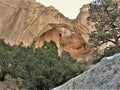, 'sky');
35,0,94,19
